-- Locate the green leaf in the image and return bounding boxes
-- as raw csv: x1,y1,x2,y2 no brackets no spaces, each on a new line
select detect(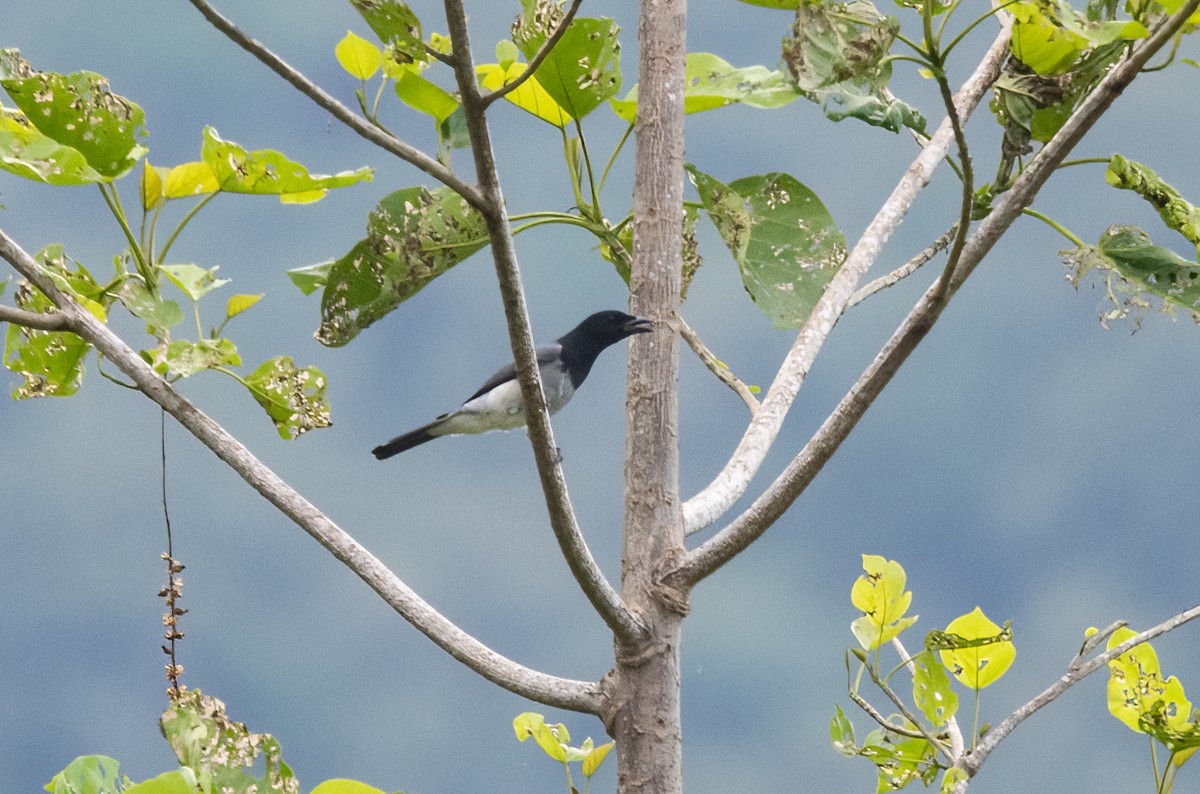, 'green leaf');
912,650,958,727
610,52,799,122
160,689,298,792
1010,1,1090,74
313,185,488,346
336,31,384,79
1063,225,1200,328
736,0,801,7
780,1,923,133
159,264,230,302
393,66,459,123
242,356,332,439
513,713,570,762
4,247,98,398
1105,156,1200,249
117,279,184,333
44,756,126,794
0,49,147,179
310,780,388,794
143,338,241,379
200,126,373,203
830,704,858,756
122,769,200,794
938,607,1016,689
512,5,622,120
348,0,426,66
857,728,938,792
438,104,470,150
687,165,846,329
161,161,219,199
847,554,917,651
287,261,334,295
0,107,105,185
